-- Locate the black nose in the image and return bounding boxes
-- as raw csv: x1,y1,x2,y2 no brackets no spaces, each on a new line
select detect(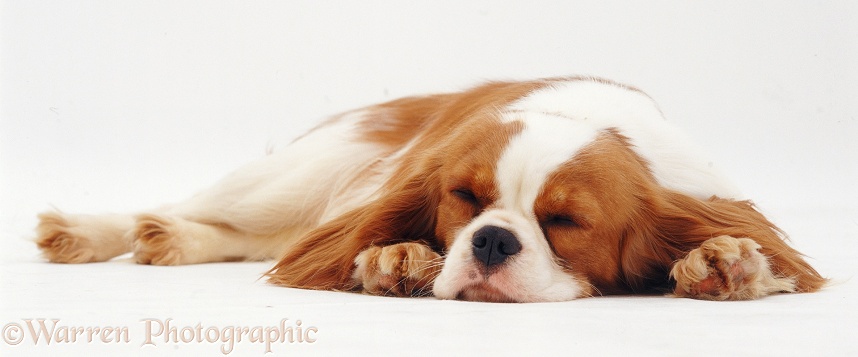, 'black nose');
471,225,522,267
